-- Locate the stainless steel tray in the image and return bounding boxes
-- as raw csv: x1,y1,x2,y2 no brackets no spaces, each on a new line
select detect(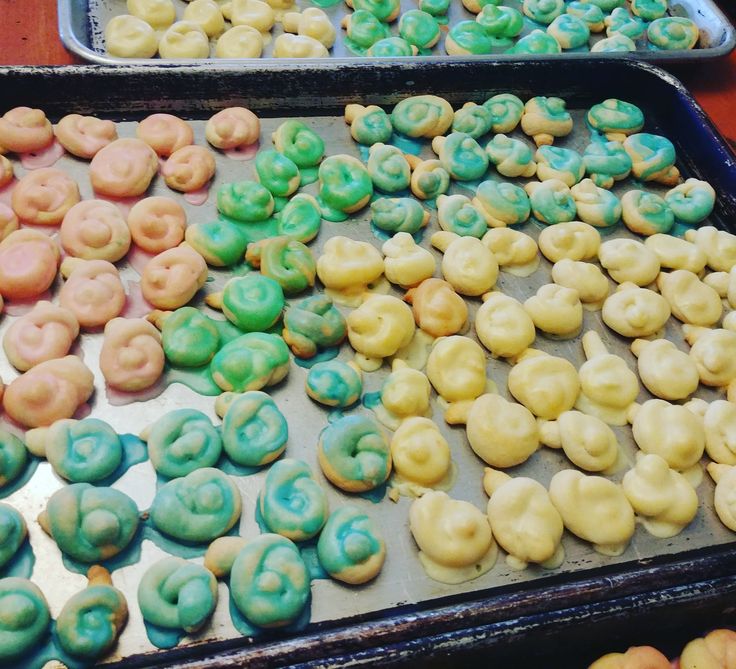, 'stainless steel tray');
58,0,736,65
1,60,736,668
